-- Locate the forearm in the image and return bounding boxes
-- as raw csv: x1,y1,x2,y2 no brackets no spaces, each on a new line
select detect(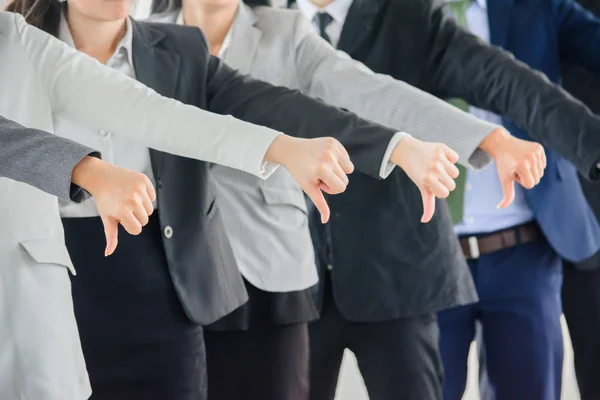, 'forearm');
17,14,280,178
0,117,99,200
207,60,396,179
304,52,495,169
432,7,600,178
